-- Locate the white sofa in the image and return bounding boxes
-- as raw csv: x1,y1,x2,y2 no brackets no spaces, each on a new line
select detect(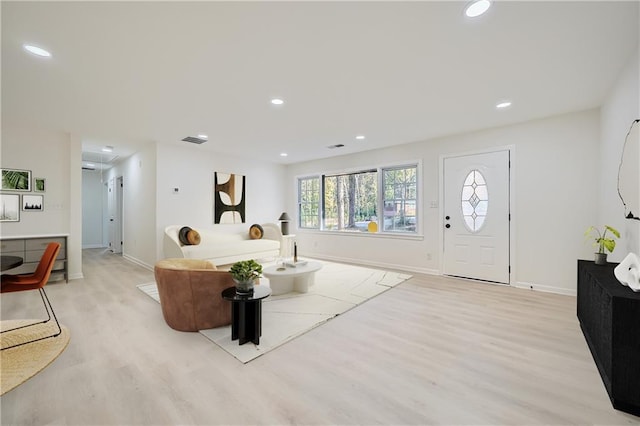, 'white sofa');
163,223,282,266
